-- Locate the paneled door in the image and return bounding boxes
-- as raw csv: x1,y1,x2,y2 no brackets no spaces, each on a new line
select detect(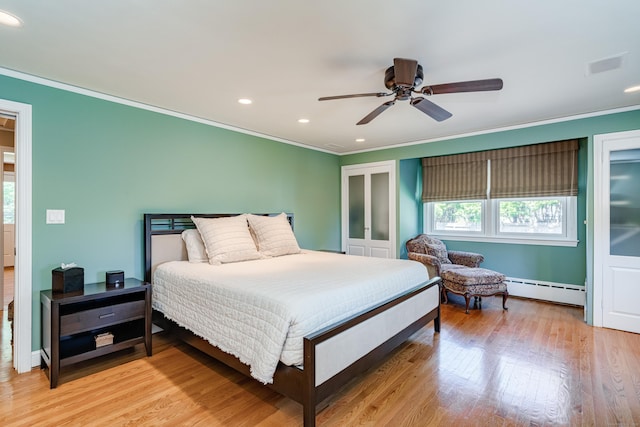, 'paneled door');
342,161,396,258
4,224,14,267
594,130,640,333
